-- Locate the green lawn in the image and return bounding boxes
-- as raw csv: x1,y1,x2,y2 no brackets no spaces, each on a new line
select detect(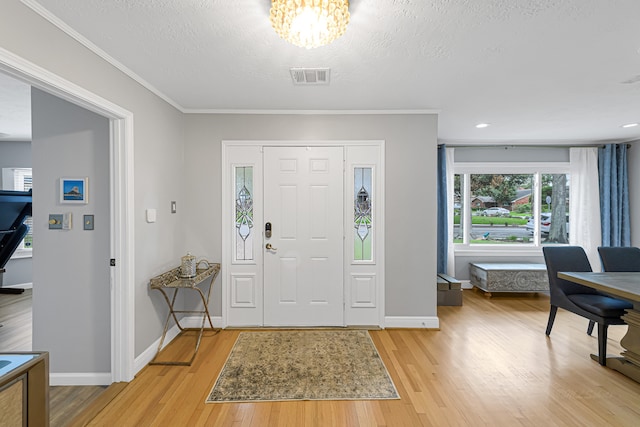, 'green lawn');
454,215,528,226
453,238,531,244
